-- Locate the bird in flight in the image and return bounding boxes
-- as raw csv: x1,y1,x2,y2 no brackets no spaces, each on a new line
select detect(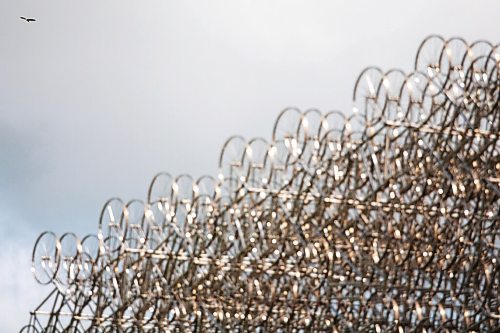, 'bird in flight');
20,17,36,22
